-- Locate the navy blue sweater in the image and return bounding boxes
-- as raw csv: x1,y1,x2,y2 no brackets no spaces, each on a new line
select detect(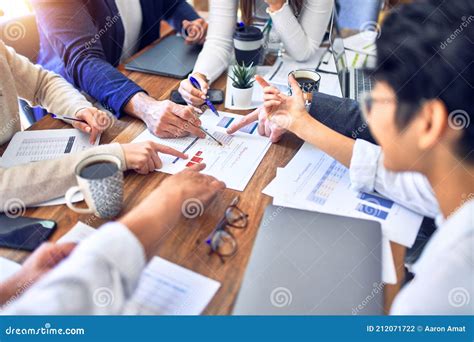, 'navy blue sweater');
31,0,199,119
